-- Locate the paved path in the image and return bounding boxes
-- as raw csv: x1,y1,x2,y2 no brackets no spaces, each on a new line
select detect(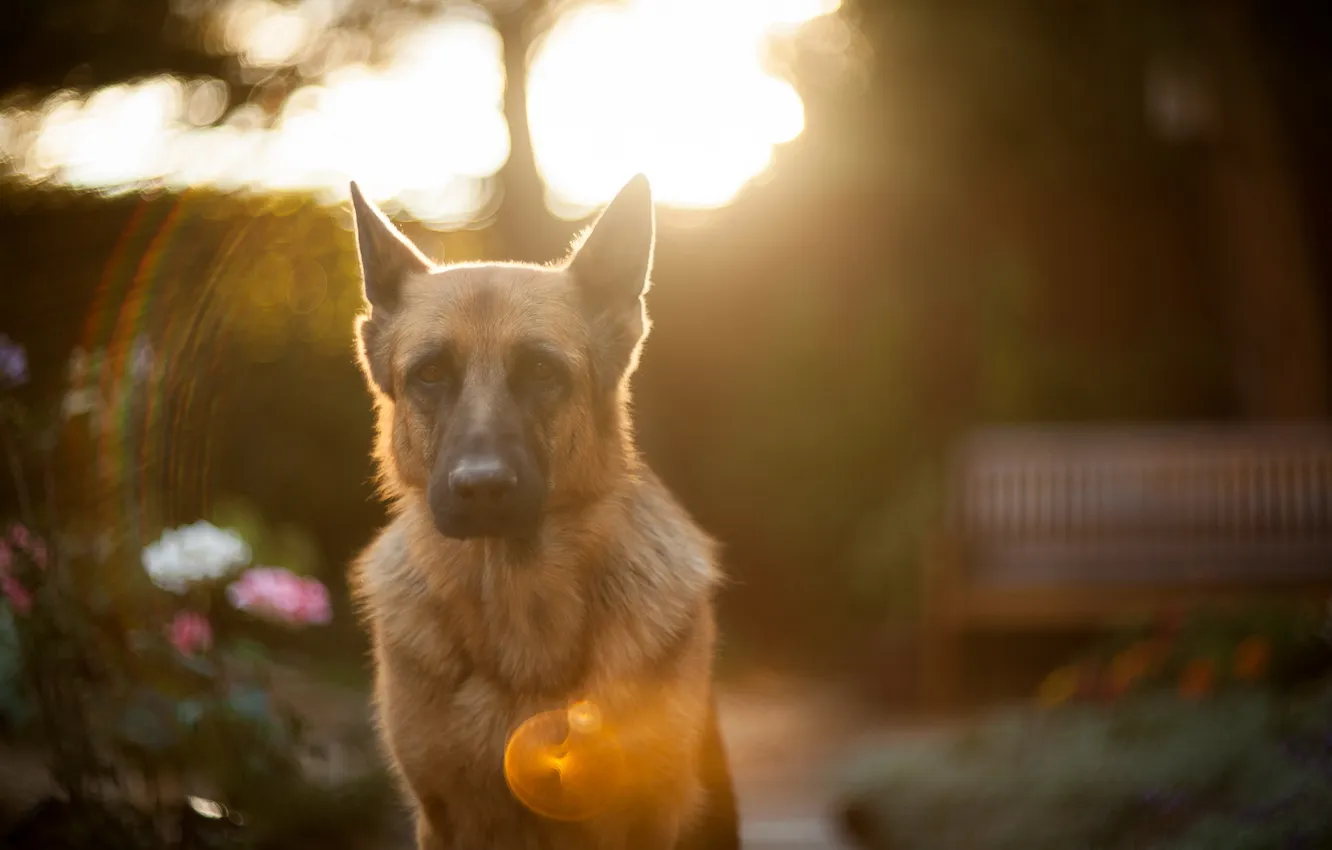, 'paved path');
715,674,882,850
